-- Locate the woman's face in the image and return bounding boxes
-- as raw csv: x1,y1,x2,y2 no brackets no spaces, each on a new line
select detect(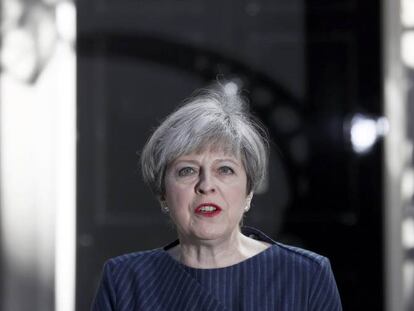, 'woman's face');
163,148,250,243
